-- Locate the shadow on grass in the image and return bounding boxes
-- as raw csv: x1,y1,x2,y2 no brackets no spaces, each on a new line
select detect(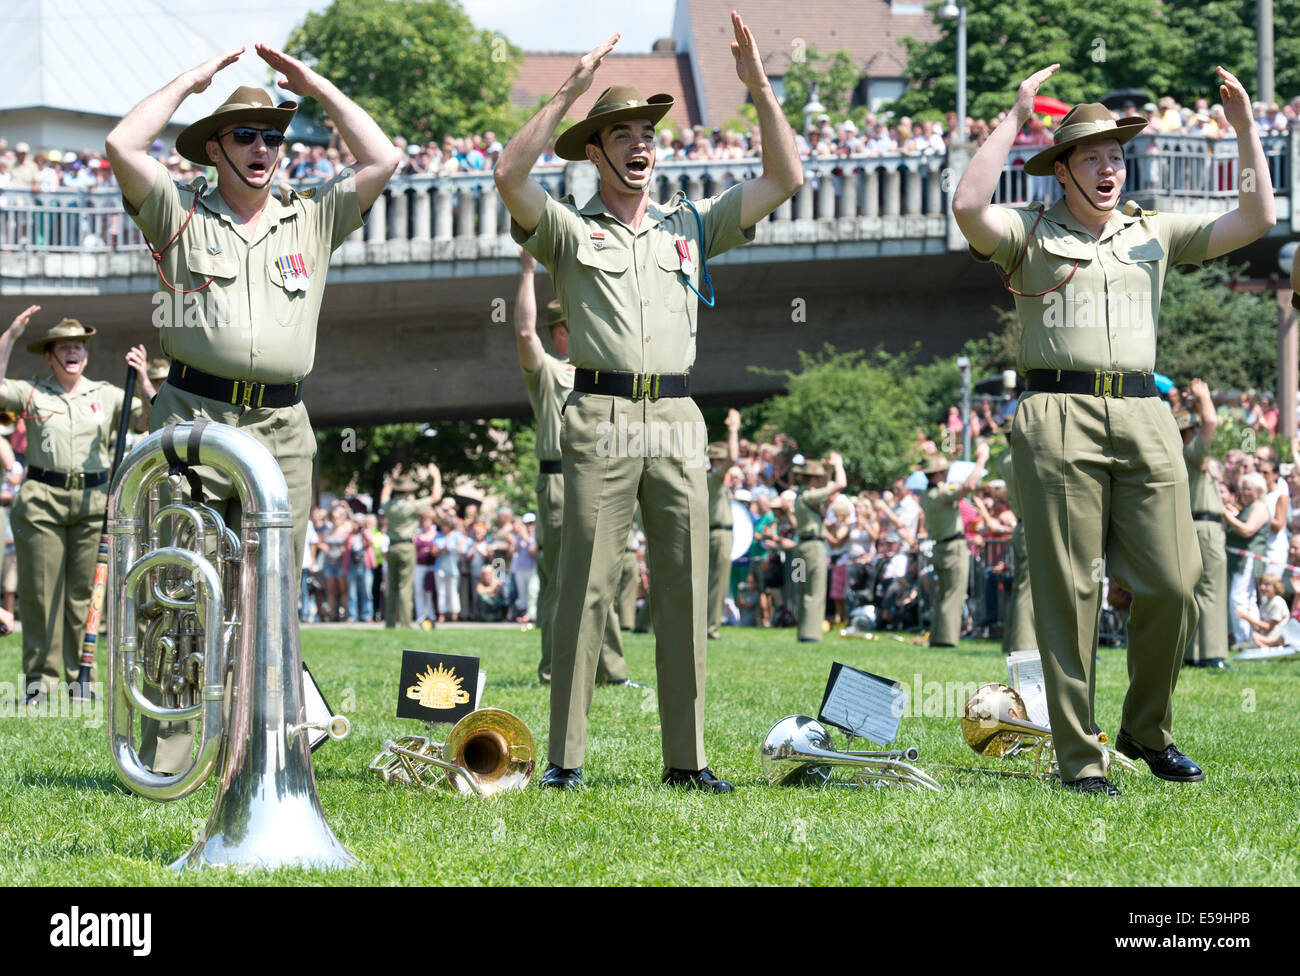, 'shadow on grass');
16,771,132,794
